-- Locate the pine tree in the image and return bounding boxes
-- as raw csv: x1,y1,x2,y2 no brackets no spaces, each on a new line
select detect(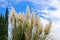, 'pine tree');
0,8,8,40
0,13,3,40
4,7,9,40
0,13,5,40
5,7,8,26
